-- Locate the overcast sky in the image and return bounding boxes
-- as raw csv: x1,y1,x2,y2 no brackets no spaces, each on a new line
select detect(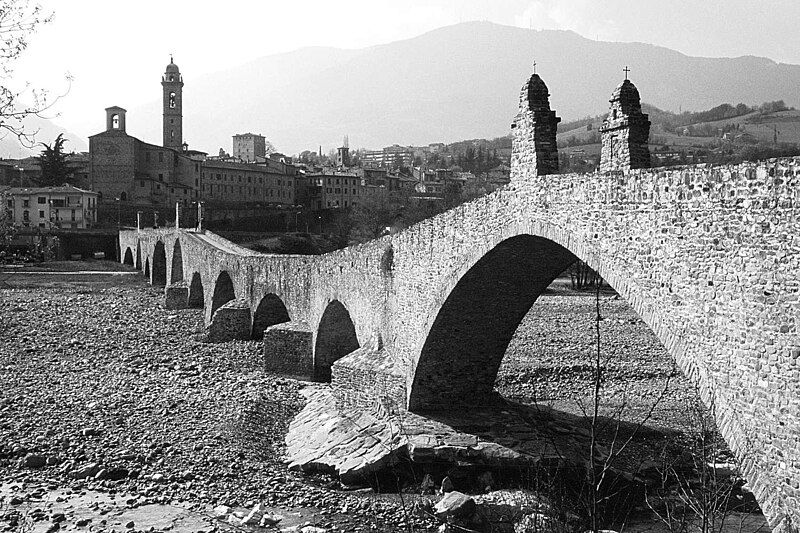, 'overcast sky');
11,0,800,152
